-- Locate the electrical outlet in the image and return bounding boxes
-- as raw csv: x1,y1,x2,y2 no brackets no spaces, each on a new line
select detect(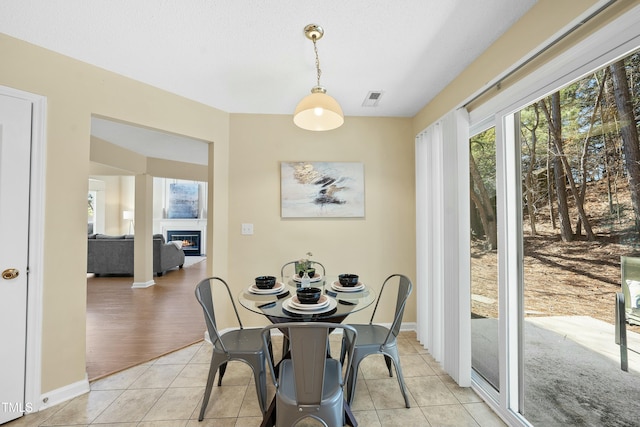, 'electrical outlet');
241,223,254,235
